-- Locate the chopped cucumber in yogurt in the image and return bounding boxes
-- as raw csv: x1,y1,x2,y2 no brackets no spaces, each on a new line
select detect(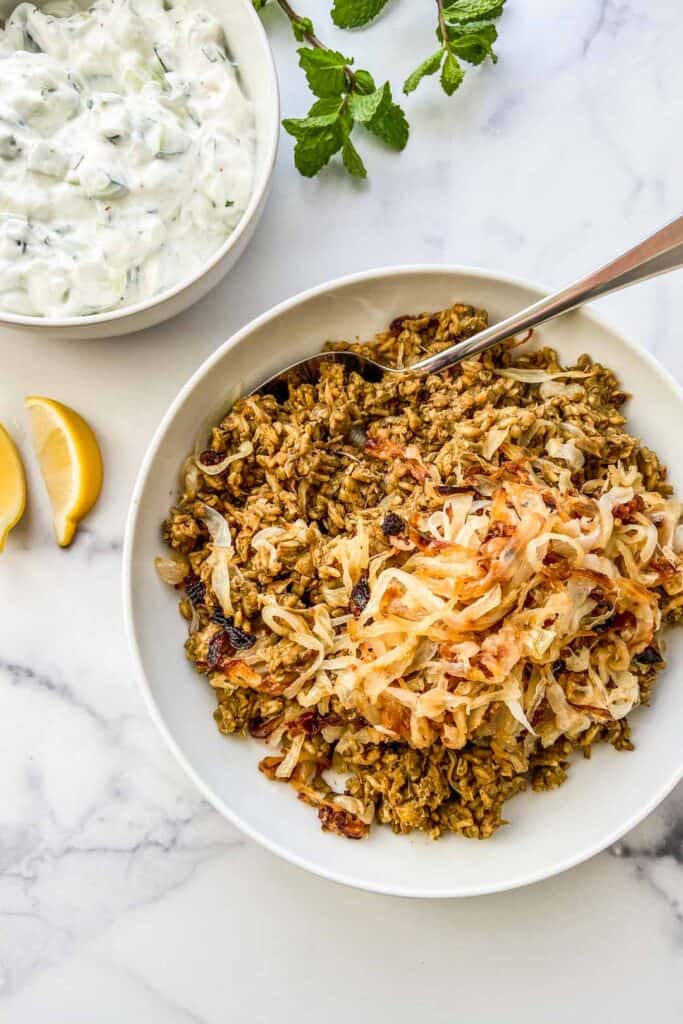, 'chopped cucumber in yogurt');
0,0,255,317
